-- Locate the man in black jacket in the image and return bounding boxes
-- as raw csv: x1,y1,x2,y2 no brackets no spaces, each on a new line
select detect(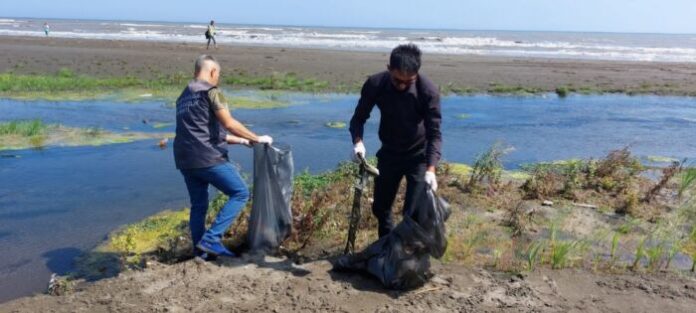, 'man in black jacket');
349,44,442,238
